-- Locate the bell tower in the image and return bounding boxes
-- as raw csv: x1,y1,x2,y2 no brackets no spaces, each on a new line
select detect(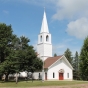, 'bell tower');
37,10,52,61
